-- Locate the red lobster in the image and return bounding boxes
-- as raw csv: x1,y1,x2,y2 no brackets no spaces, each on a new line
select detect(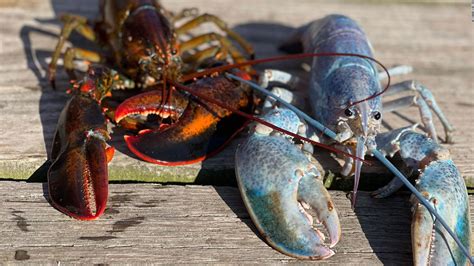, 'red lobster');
46,2,468,263
47,0,255,219
46,1,376,223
